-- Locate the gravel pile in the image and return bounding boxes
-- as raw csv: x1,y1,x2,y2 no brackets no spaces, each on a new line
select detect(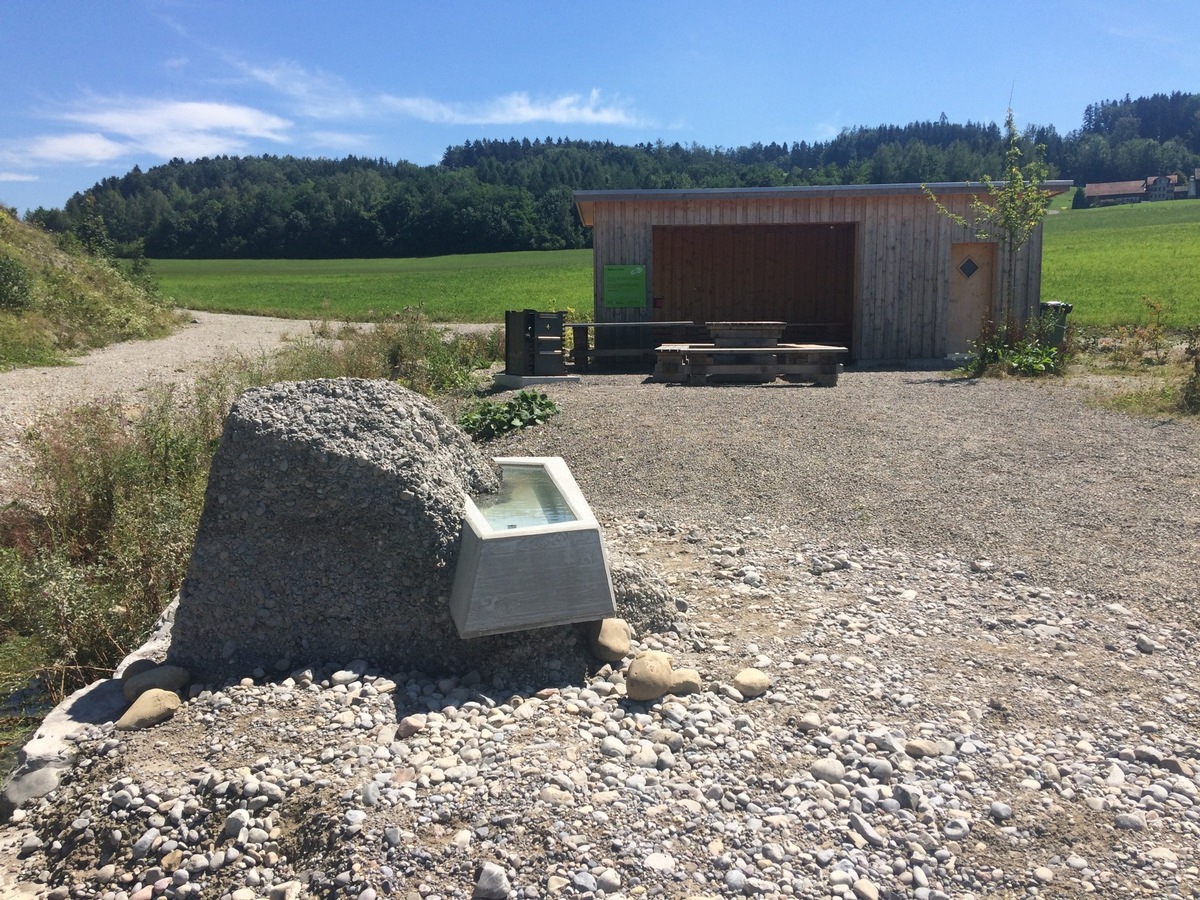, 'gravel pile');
170,378,501,682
